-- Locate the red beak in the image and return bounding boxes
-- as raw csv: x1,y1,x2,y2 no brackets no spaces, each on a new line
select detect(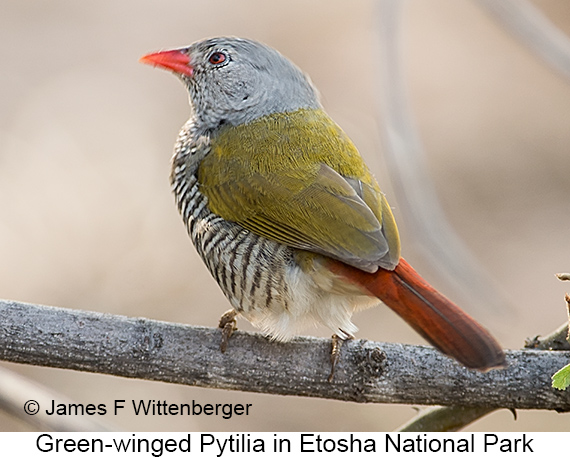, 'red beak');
139,49,194,77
